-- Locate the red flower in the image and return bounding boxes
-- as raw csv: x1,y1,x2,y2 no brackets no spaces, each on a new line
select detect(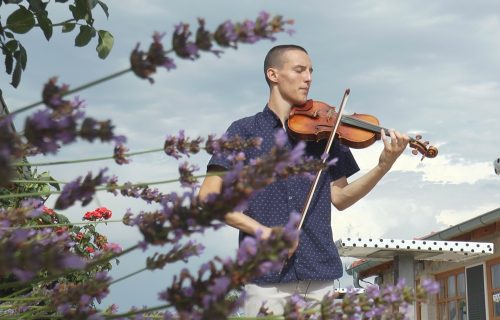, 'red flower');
96,207,112,220
55,226,68,235
85,247,94,253
82,207,112,221
43,206,55,215
75,232,84,241
83,211,94,221
102,243,122,253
